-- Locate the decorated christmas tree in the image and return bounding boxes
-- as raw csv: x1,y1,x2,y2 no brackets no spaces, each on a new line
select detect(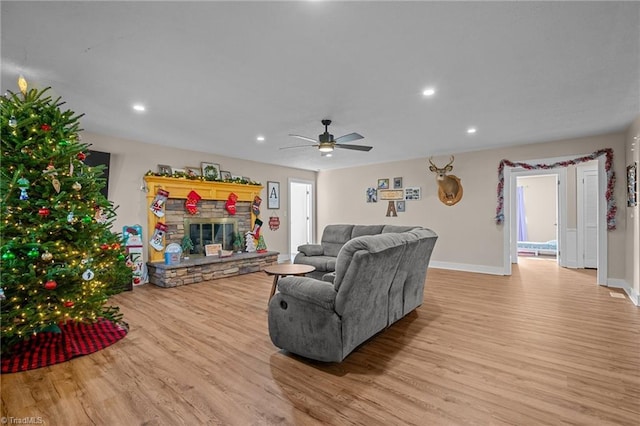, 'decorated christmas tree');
0,79,130,355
